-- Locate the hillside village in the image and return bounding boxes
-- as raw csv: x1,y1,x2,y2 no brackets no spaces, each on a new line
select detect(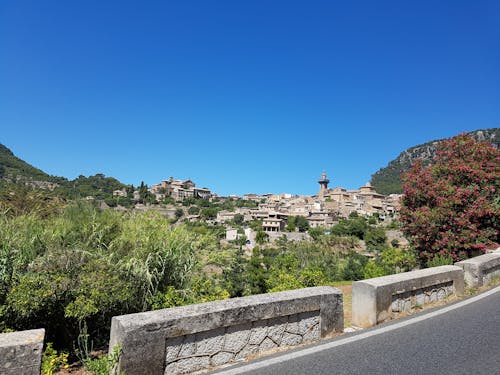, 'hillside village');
1,140,400,246
113,172,402,247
